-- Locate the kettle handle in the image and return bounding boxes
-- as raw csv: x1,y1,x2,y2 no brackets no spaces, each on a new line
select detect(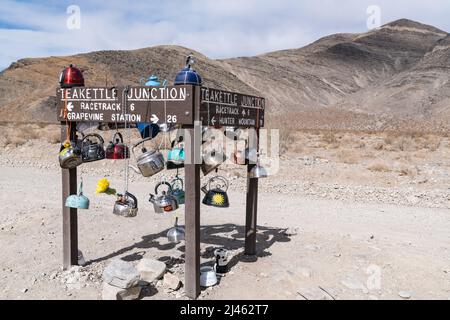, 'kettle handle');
209,176,229,192
78,179,84,196
125,191,138,209
132,137,157,158
113,132,124,144
155,181,173,195
171,176,184,190
82,133,105,146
